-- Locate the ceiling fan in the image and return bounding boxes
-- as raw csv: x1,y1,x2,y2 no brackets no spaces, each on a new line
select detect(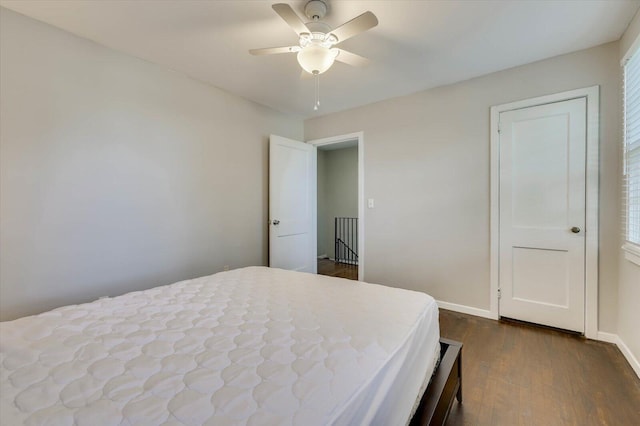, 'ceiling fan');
249,1,378,76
